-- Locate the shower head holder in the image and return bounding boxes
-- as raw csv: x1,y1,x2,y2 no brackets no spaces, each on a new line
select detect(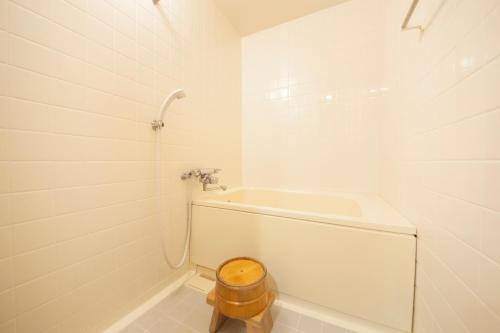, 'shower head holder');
152,88,186,131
